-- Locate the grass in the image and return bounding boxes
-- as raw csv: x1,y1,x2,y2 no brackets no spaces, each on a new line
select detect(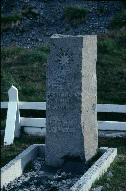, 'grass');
1,46,49,102
1,46,49,130
1,12,23,31
90,137,126,191
0,46,49,129
0,134,45,168
24,161,35,172
1,3,40,32
21,4,40,18
122,1,126,8
1,12,22,23
63,6,88,25
97,27,126,105
98,5,105,15
109,10,126,29
1,120,6,130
